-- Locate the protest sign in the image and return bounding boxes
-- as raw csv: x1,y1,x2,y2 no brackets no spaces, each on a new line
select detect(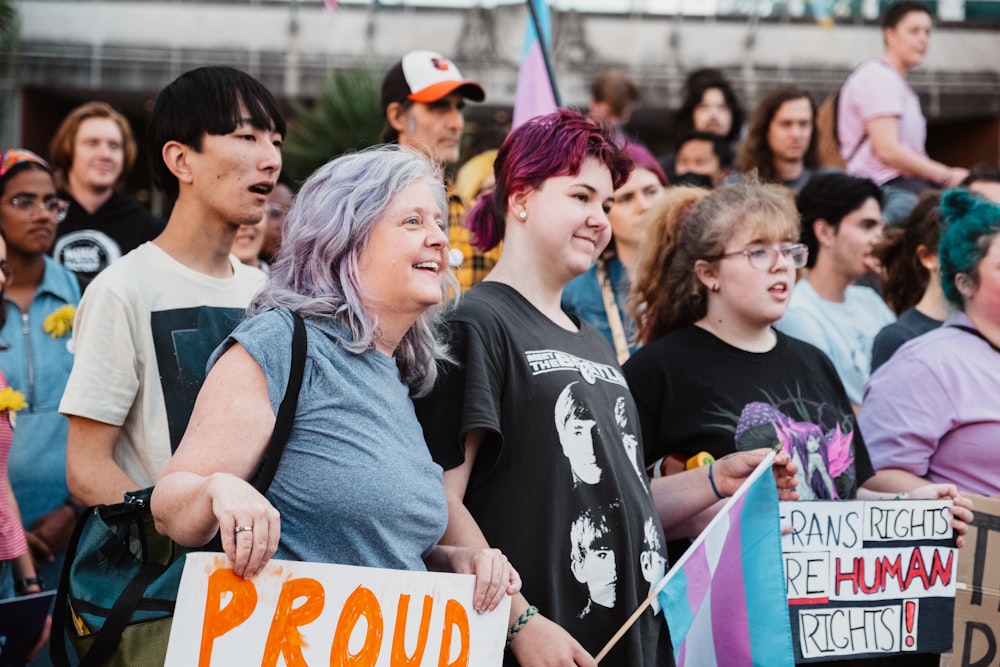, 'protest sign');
0,590,54,667
780,500,957,663
164,552,510,666
943,493,1000,667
